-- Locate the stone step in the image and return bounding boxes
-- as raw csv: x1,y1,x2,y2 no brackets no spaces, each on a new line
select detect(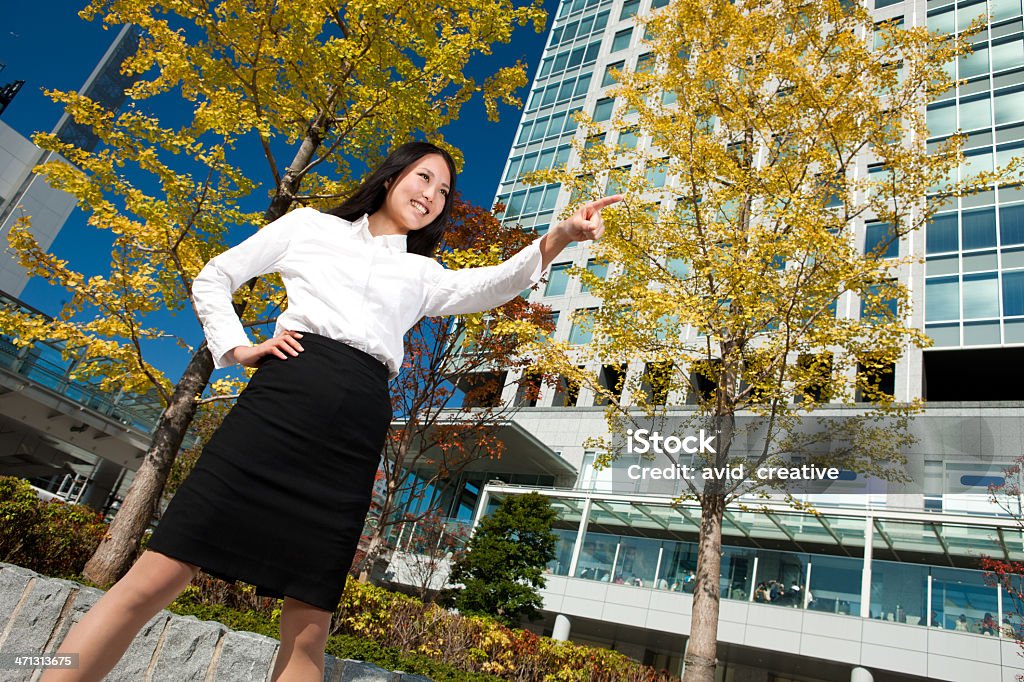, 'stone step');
0,562,433,681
